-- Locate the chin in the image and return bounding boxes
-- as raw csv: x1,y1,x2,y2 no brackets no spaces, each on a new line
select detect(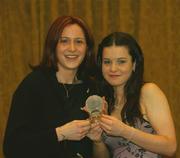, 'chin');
107,80,125,87
67,66,79,71
65,63,81,69
107,82,119,86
